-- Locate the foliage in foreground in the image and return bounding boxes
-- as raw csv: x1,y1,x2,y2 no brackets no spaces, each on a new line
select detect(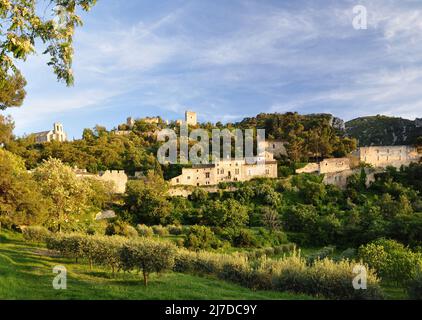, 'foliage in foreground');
37,232,382,299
